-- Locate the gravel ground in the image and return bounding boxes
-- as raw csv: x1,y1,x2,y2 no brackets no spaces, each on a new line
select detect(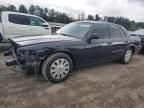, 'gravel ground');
0,53,144,108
